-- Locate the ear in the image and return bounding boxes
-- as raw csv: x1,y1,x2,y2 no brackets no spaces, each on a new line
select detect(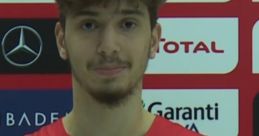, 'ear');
149,23,161,59
55,22,68,60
